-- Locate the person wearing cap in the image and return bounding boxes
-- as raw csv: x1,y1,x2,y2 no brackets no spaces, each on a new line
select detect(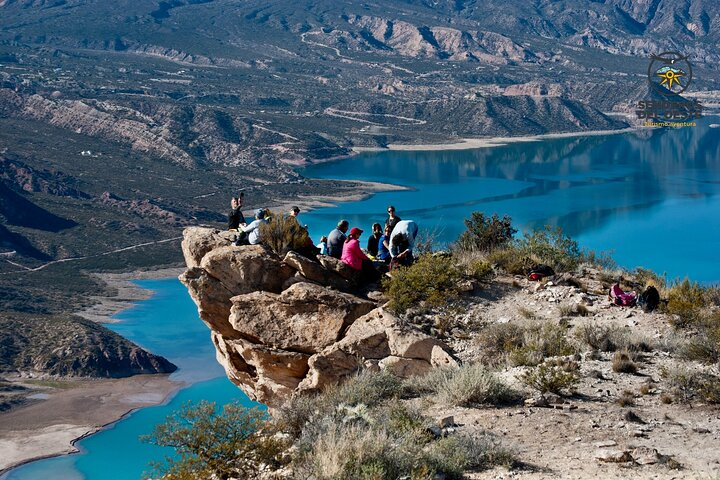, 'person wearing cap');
389,219,418,266
341,227,380,283
239,208,269,245
377,224,392,262
327,219,349,258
